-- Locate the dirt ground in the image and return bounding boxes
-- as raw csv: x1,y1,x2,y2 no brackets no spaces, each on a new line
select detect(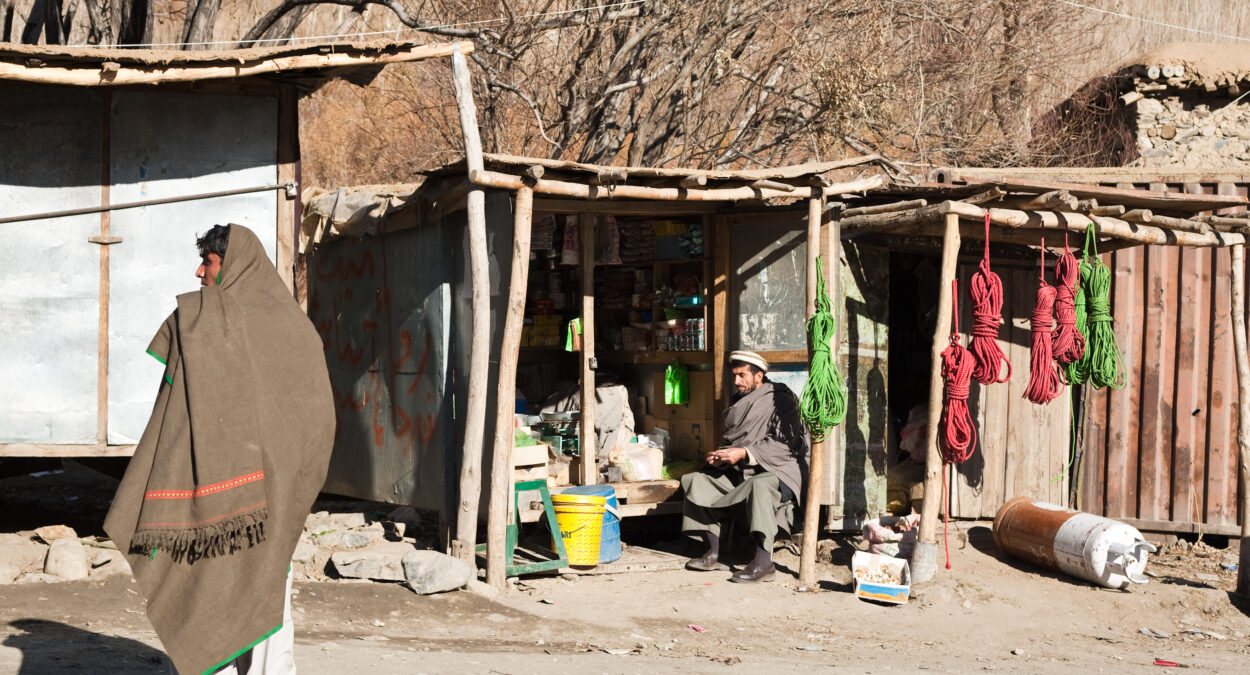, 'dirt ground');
3,462,1250,674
